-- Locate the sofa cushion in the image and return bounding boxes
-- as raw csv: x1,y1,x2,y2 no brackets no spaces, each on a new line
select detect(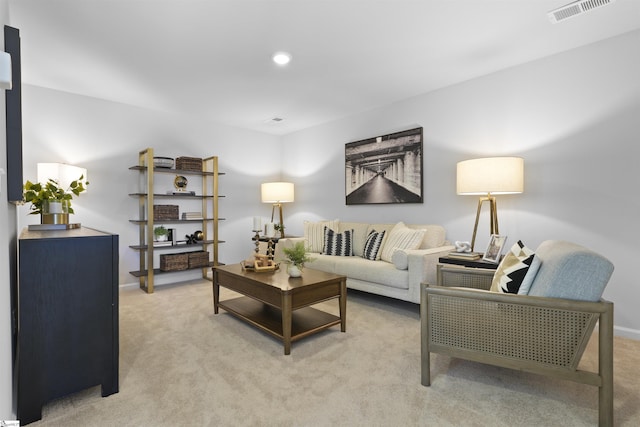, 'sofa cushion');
380,222,425,262
527,240,614,301
407,224,446,249
338,222,370,257
391,249,409,270
304,219,339,253
490,240,540,294
322,226,354,257
309,254,409,290
362,230,386,261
